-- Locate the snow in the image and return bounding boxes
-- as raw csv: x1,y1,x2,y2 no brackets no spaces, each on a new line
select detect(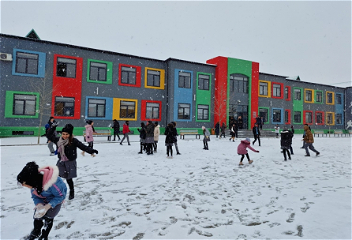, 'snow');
0,134,351,239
